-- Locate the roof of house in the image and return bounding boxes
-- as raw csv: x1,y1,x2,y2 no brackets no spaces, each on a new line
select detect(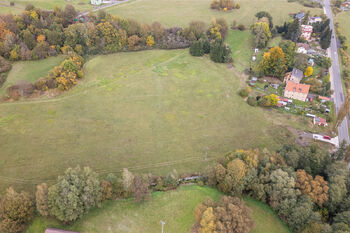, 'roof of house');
315,117,327,124
301,24,313,32
285,81,310,94
295,12,305,20
297,43,310,50
291,68,304,80
318,95,330,101
45,229,79,233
